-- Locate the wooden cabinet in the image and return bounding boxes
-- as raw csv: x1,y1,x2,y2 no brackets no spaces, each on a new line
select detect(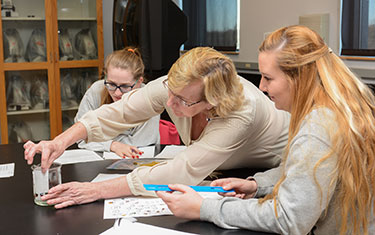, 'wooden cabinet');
0,0,103,144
